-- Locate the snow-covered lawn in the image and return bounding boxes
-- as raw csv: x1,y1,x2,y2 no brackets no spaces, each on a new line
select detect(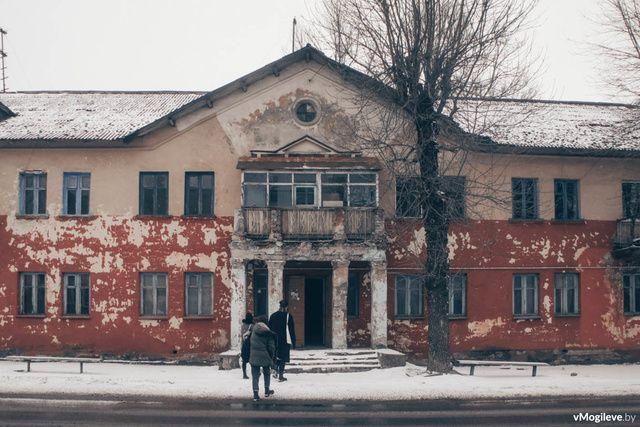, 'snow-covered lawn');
0,360,638,401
